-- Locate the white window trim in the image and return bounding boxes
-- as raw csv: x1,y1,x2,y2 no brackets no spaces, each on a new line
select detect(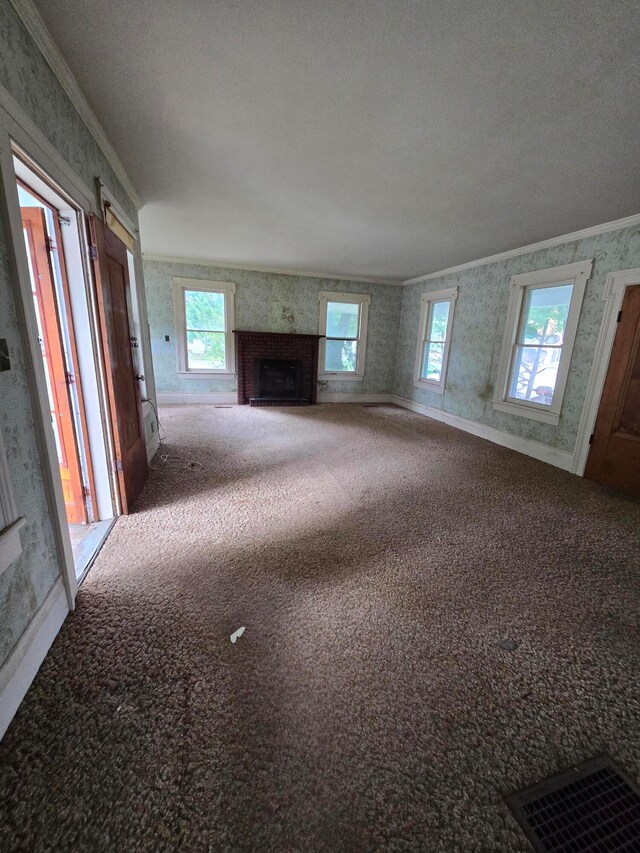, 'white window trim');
493,259,593,426
173,278,236,377
318,291,370,381
413,287,458,394
0,425,26,577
